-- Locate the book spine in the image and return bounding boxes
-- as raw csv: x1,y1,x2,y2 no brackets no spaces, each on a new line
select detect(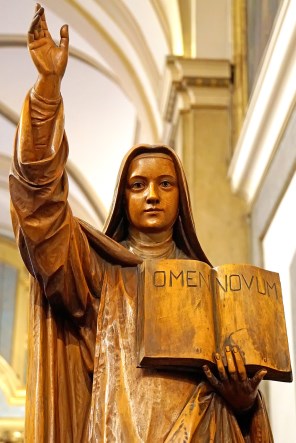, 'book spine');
210,268,221,357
